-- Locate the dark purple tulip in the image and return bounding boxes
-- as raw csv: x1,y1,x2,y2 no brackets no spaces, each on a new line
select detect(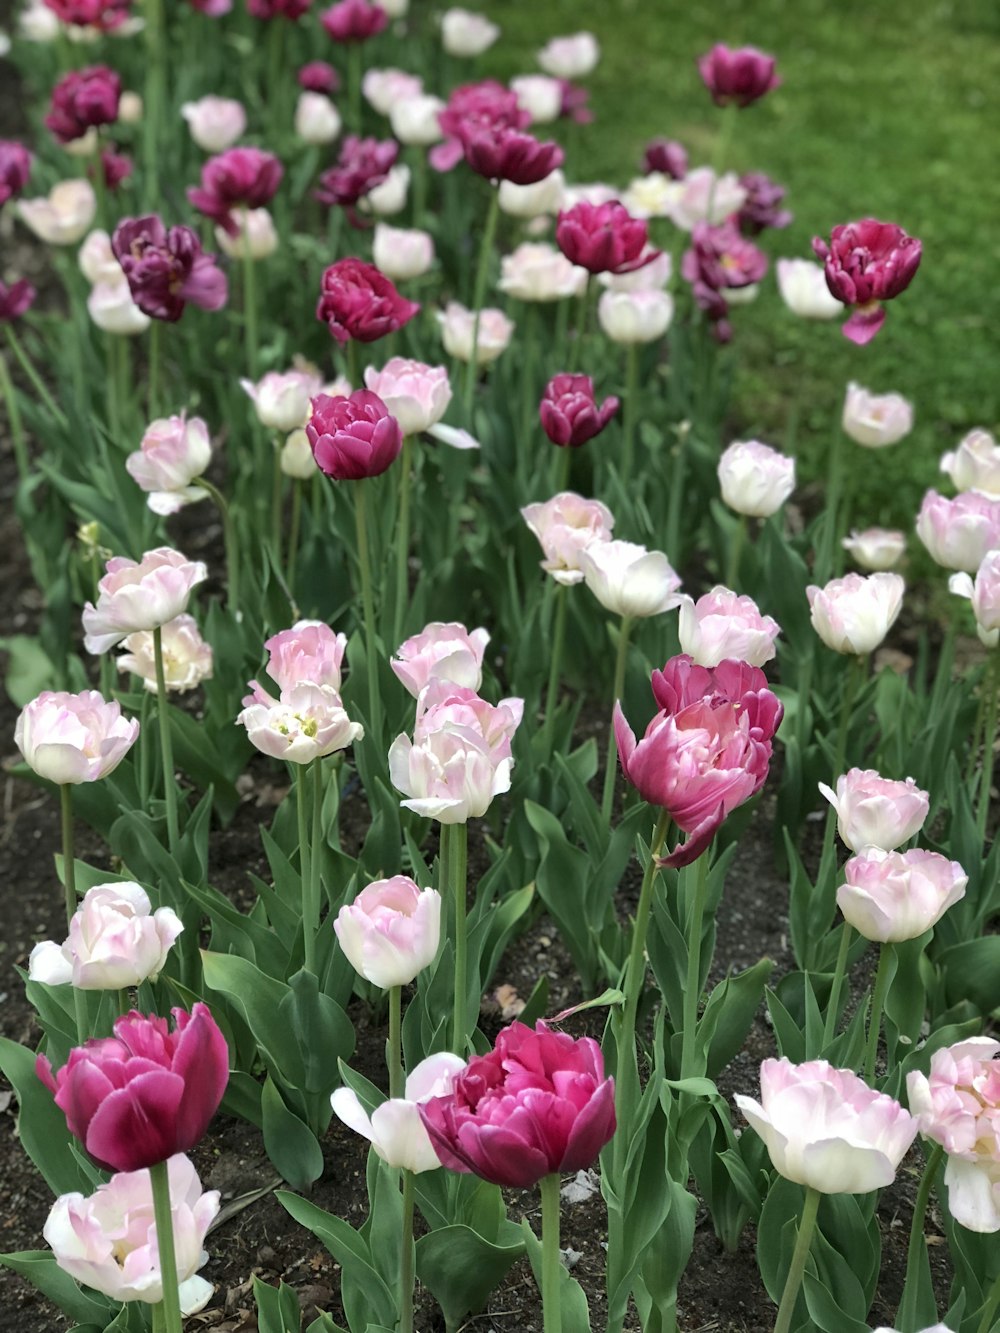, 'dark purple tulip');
188,147,284,236
299,60,340,93
320,0,386,41
315,135,399,212
459,124,564,186
698,43,780,108
558,80,593,125
556,199,655,276
432,80,529,173
306,389,402,480
44,0,132,29
187,0,232,14
316,258,420,345
643,137,688,179
246,0,311,16
0,141,33,207
737,171,792,234
0,279,36,324
100,147,133,191
813,218,922,345
45,66,122,144
540,373,619,448
682,220,768,294
112,214,228,323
